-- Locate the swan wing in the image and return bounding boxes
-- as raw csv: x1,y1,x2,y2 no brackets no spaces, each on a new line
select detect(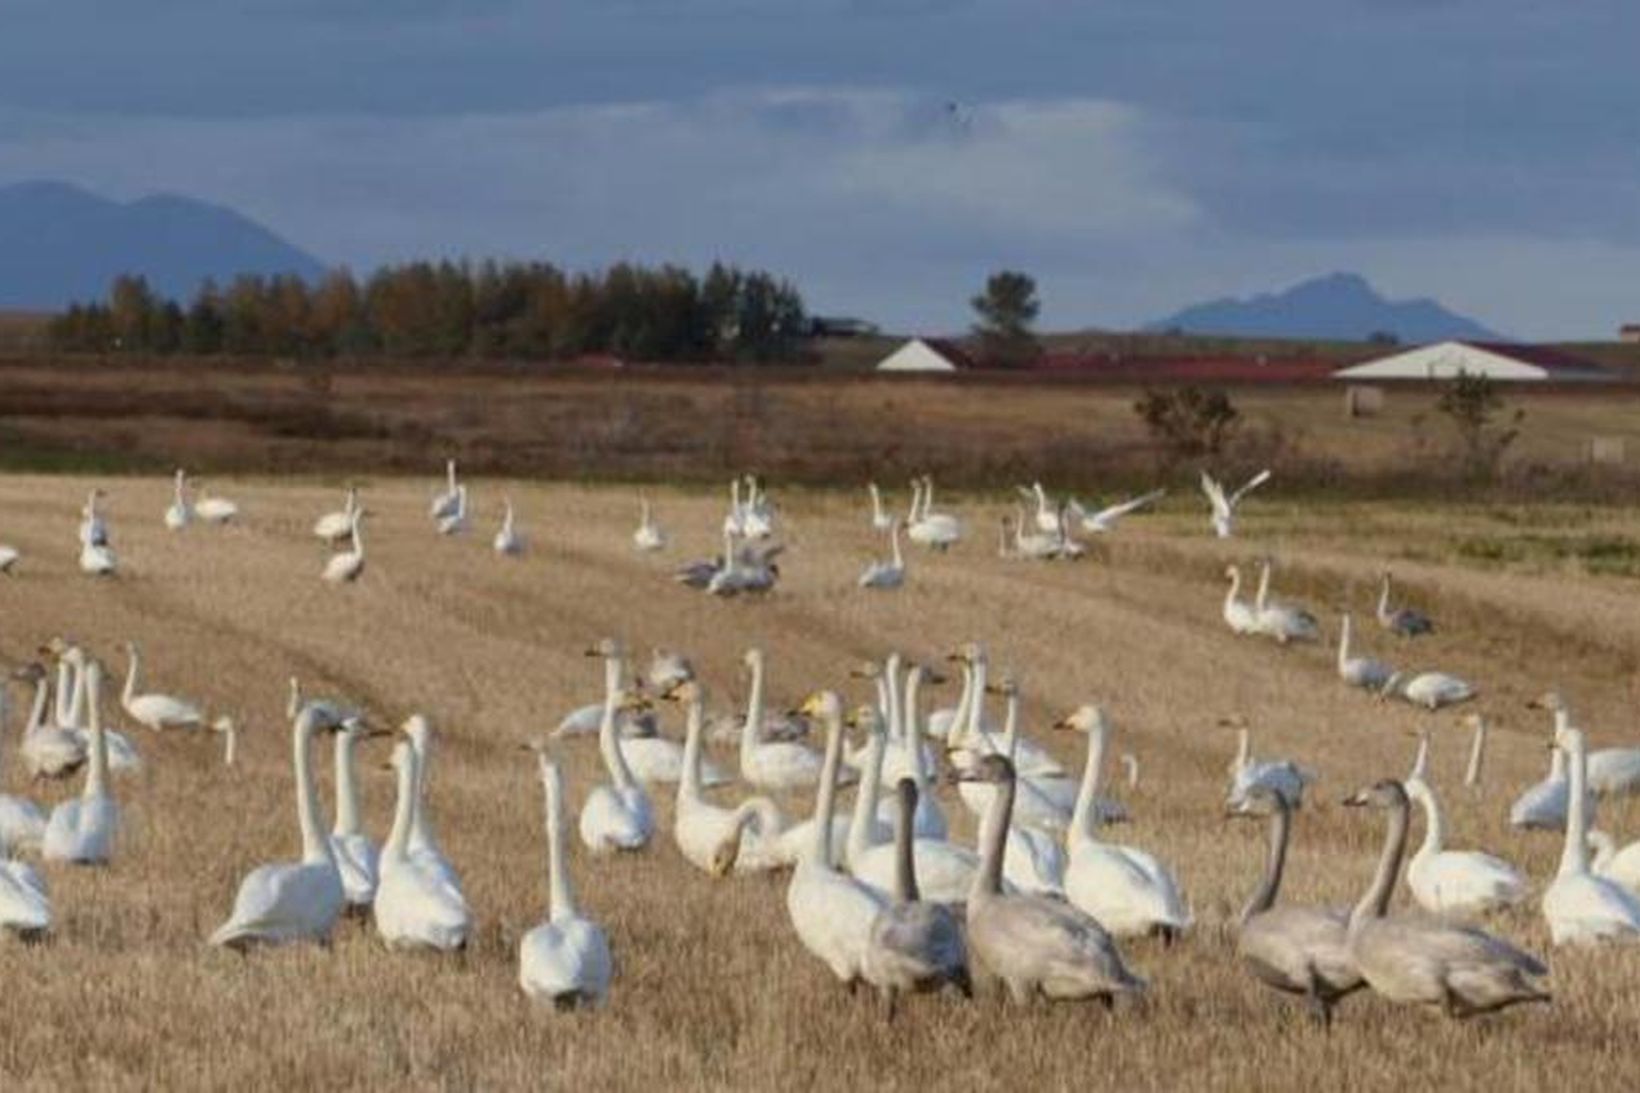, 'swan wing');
1230,468,1273,505
210,860,342,946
